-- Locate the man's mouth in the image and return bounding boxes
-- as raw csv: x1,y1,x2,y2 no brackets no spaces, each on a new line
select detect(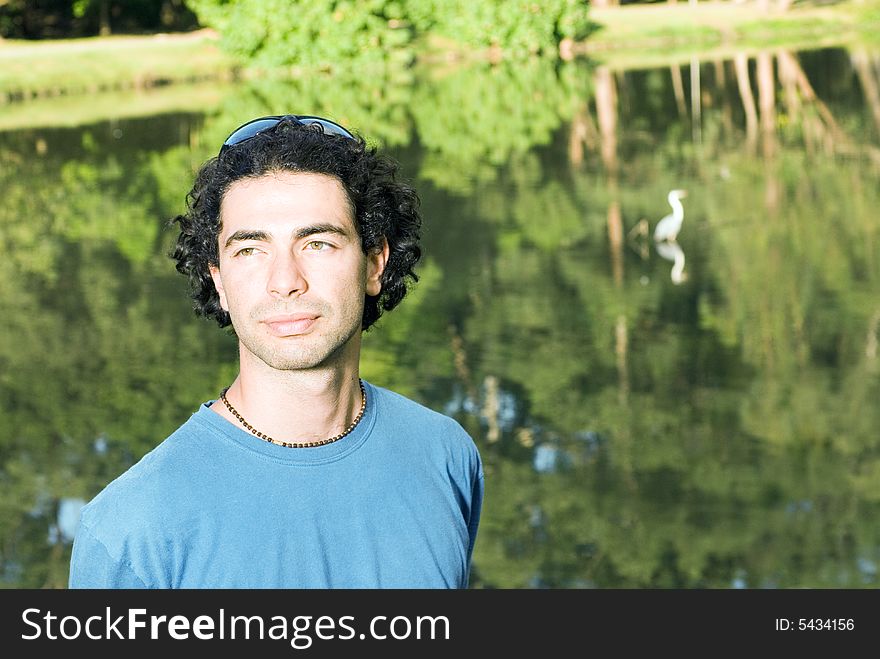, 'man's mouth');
262,314,320,336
